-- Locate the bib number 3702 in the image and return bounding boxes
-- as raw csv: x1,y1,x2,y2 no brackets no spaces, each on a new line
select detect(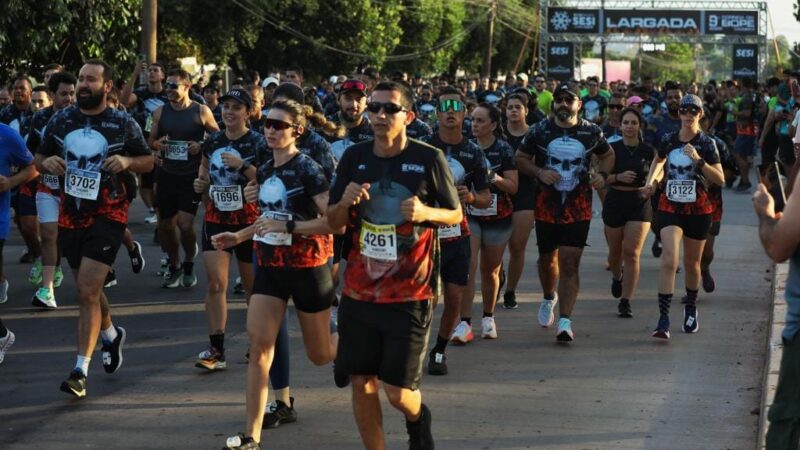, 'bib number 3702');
65,168,101,200
666,180,696,203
